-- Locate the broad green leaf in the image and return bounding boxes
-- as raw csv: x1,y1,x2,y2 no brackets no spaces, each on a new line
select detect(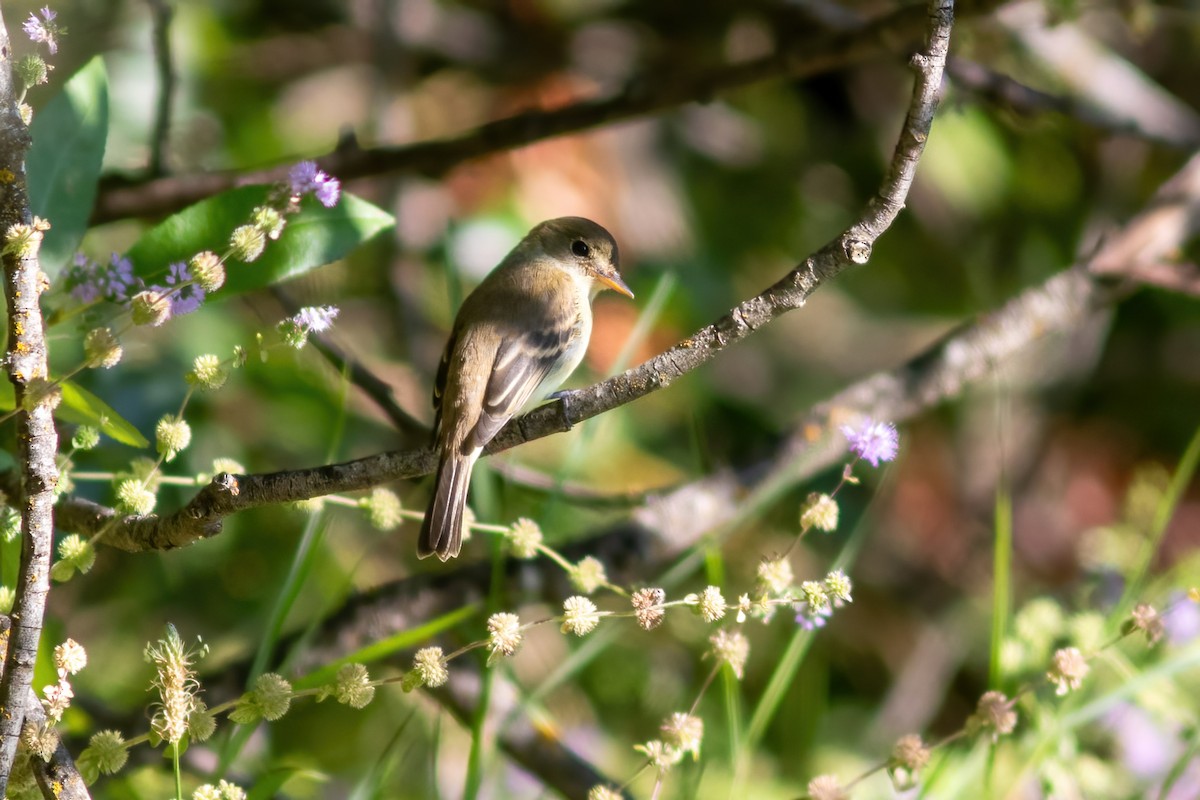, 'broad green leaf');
27,56,109,277
58,381,149,448
125,185,394,296
0,378,146,448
